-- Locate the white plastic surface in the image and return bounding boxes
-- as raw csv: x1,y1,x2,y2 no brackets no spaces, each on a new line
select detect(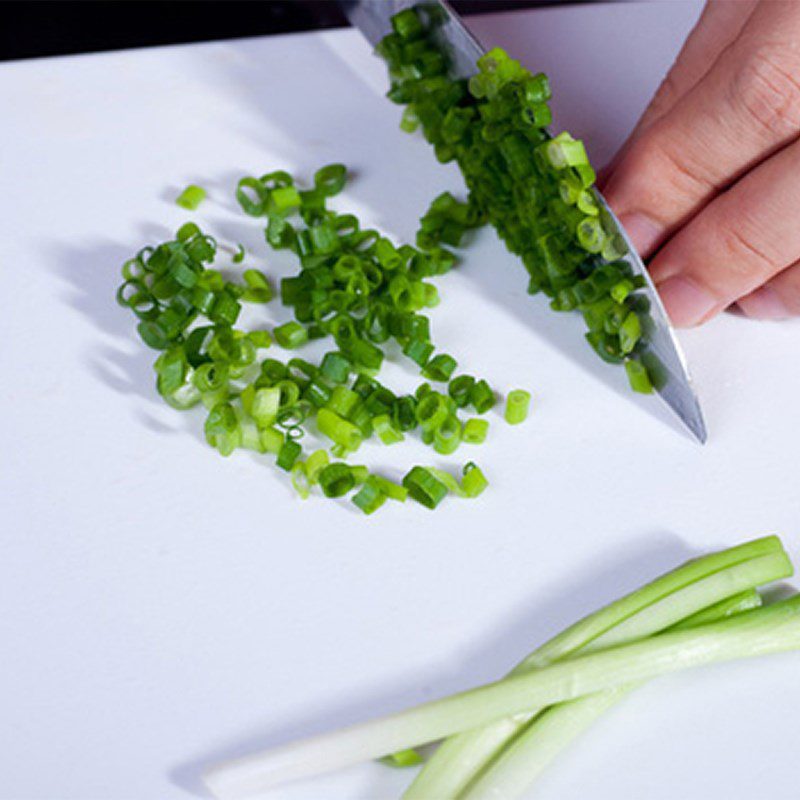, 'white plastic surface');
1,2,799,799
